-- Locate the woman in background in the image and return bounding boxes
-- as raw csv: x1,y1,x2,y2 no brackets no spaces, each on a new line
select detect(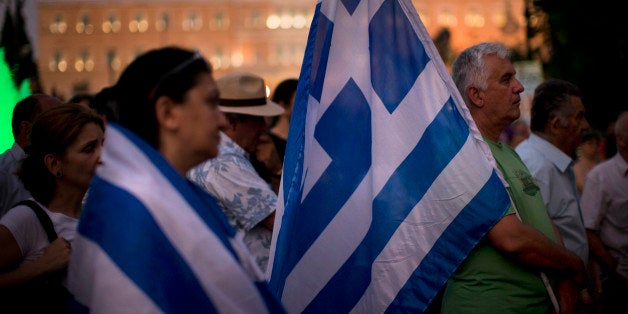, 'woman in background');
67,47,284,313
0,104,104,313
